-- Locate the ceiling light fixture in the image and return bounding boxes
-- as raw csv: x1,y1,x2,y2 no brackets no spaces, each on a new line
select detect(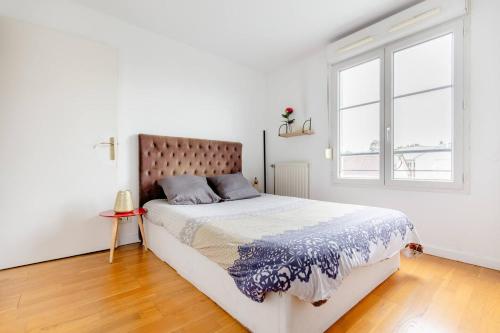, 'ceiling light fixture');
336,36,375,53
389,7,441,33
